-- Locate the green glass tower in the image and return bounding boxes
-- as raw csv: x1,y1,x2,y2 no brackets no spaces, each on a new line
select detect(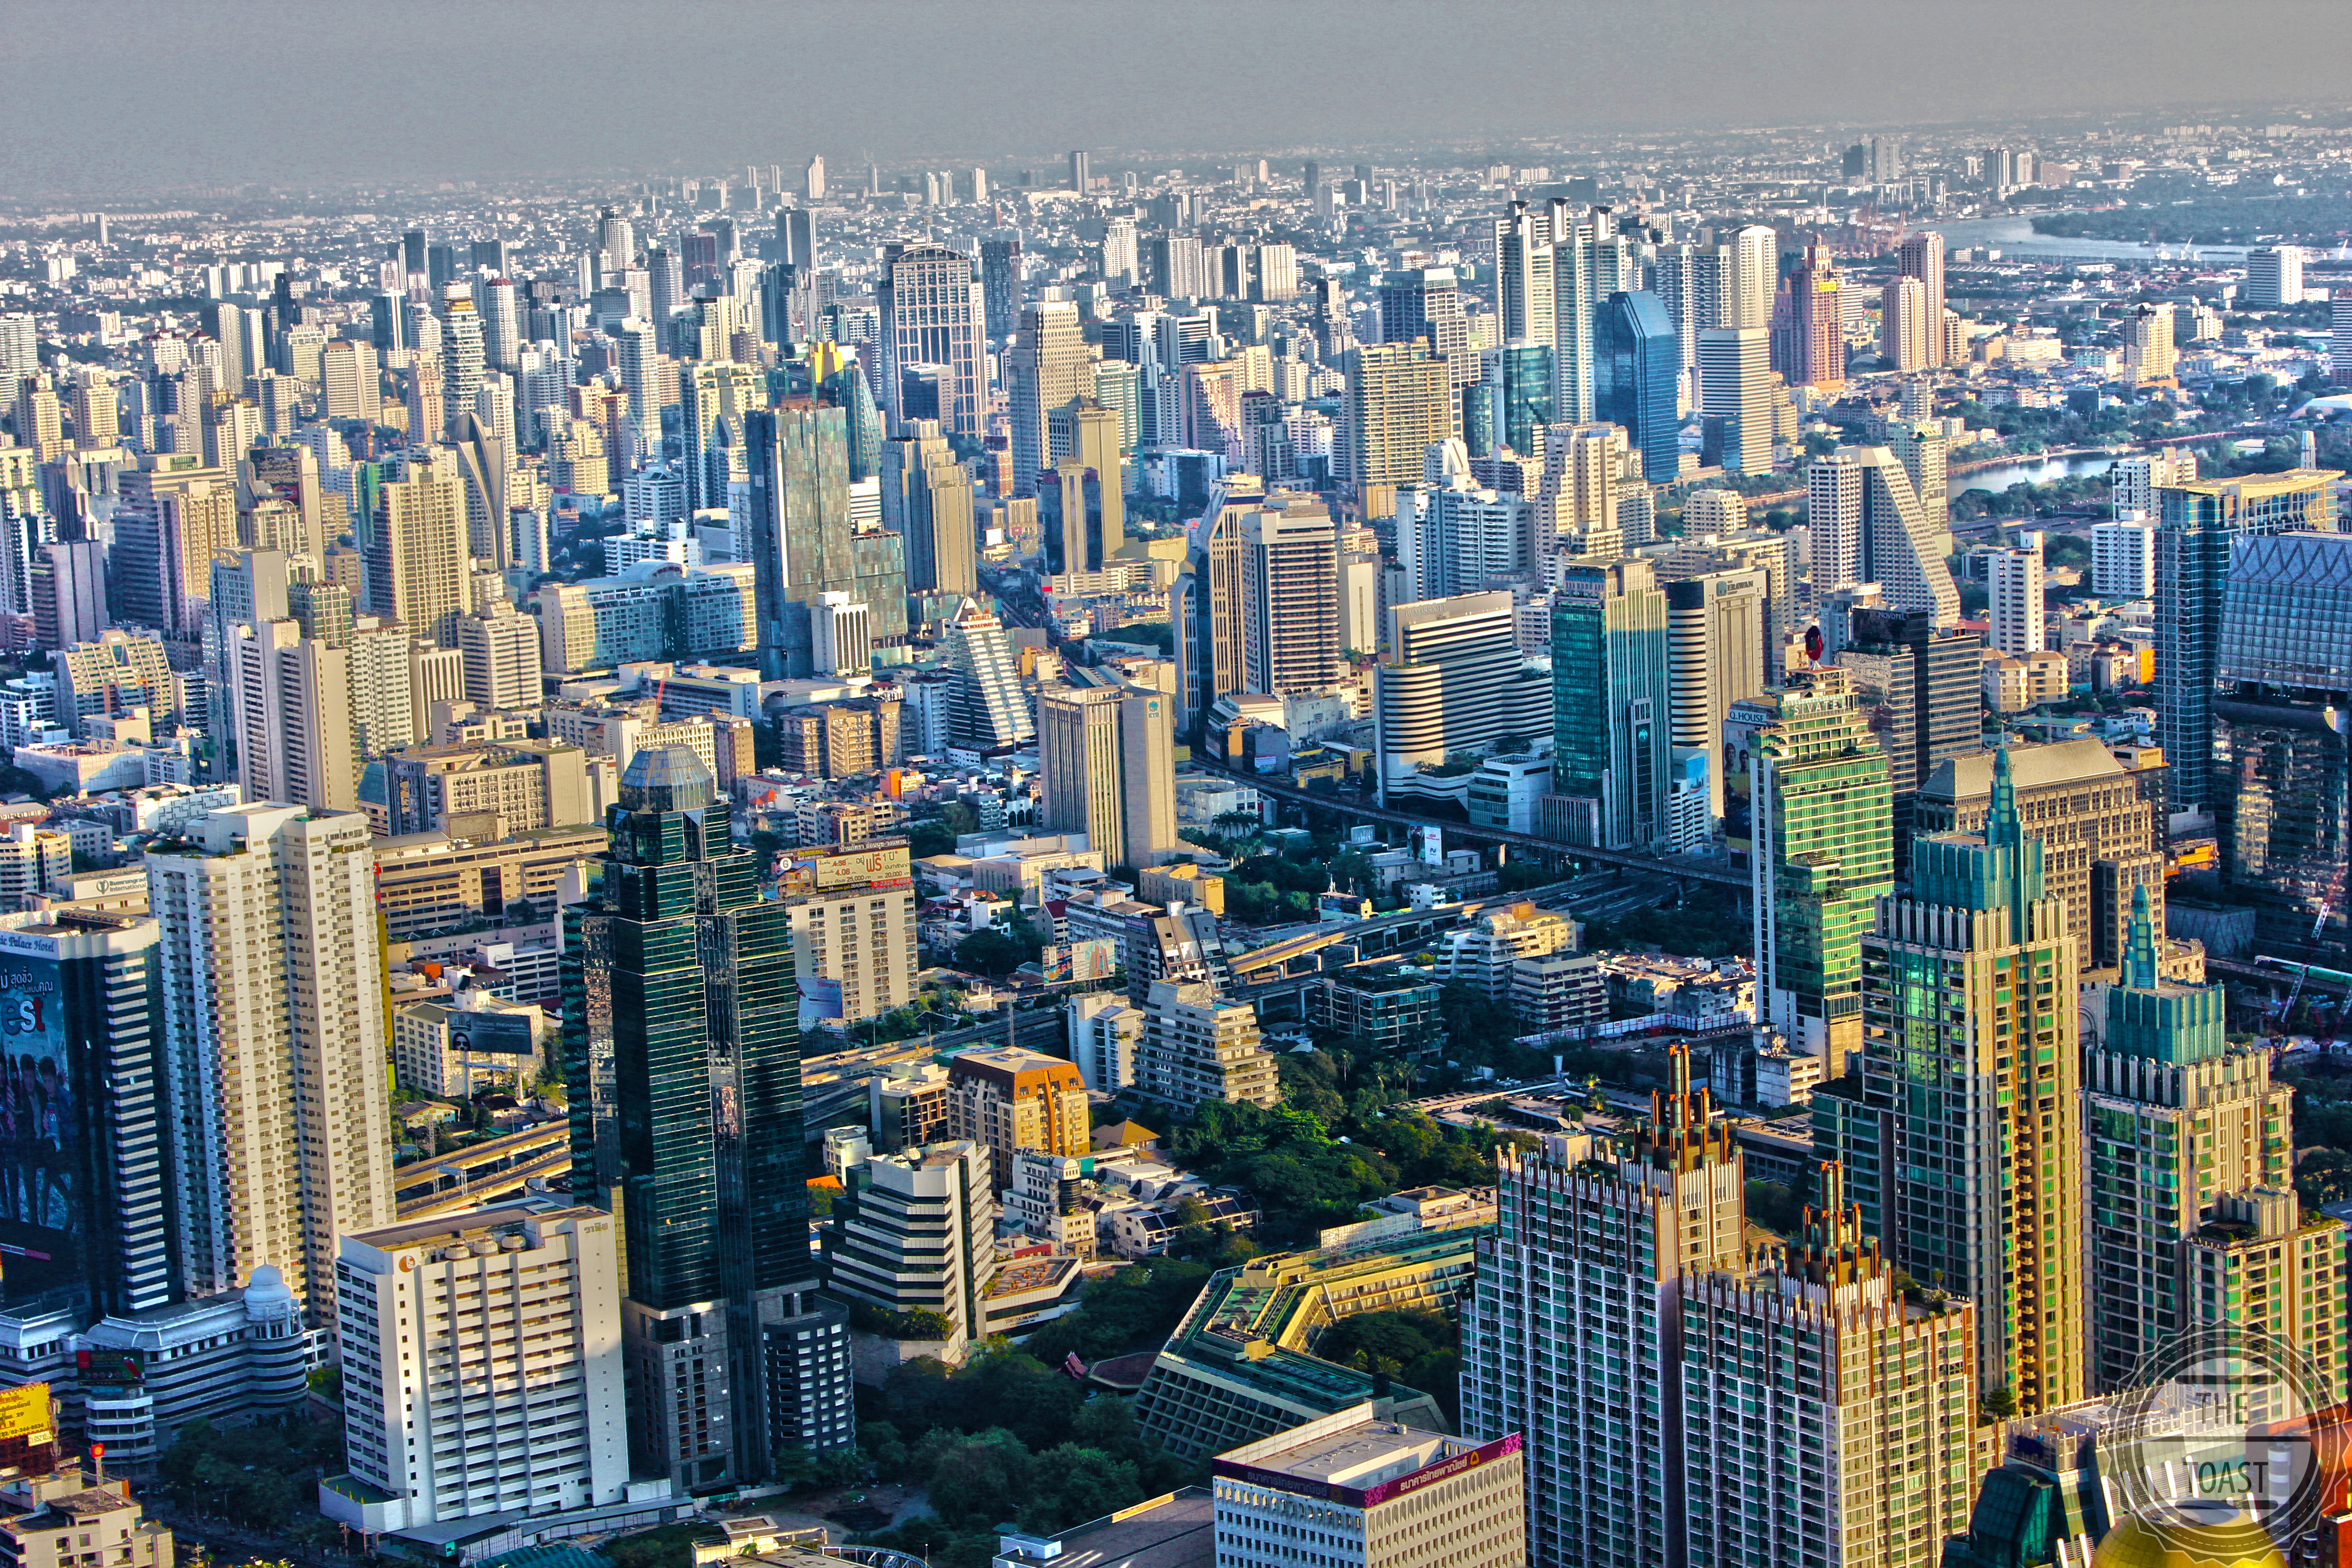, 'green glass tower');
564,745,811,1488
1745,667,1892,1074
2081,887,2333,1394
1821,747,2087,1414
1552,558,1670,851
